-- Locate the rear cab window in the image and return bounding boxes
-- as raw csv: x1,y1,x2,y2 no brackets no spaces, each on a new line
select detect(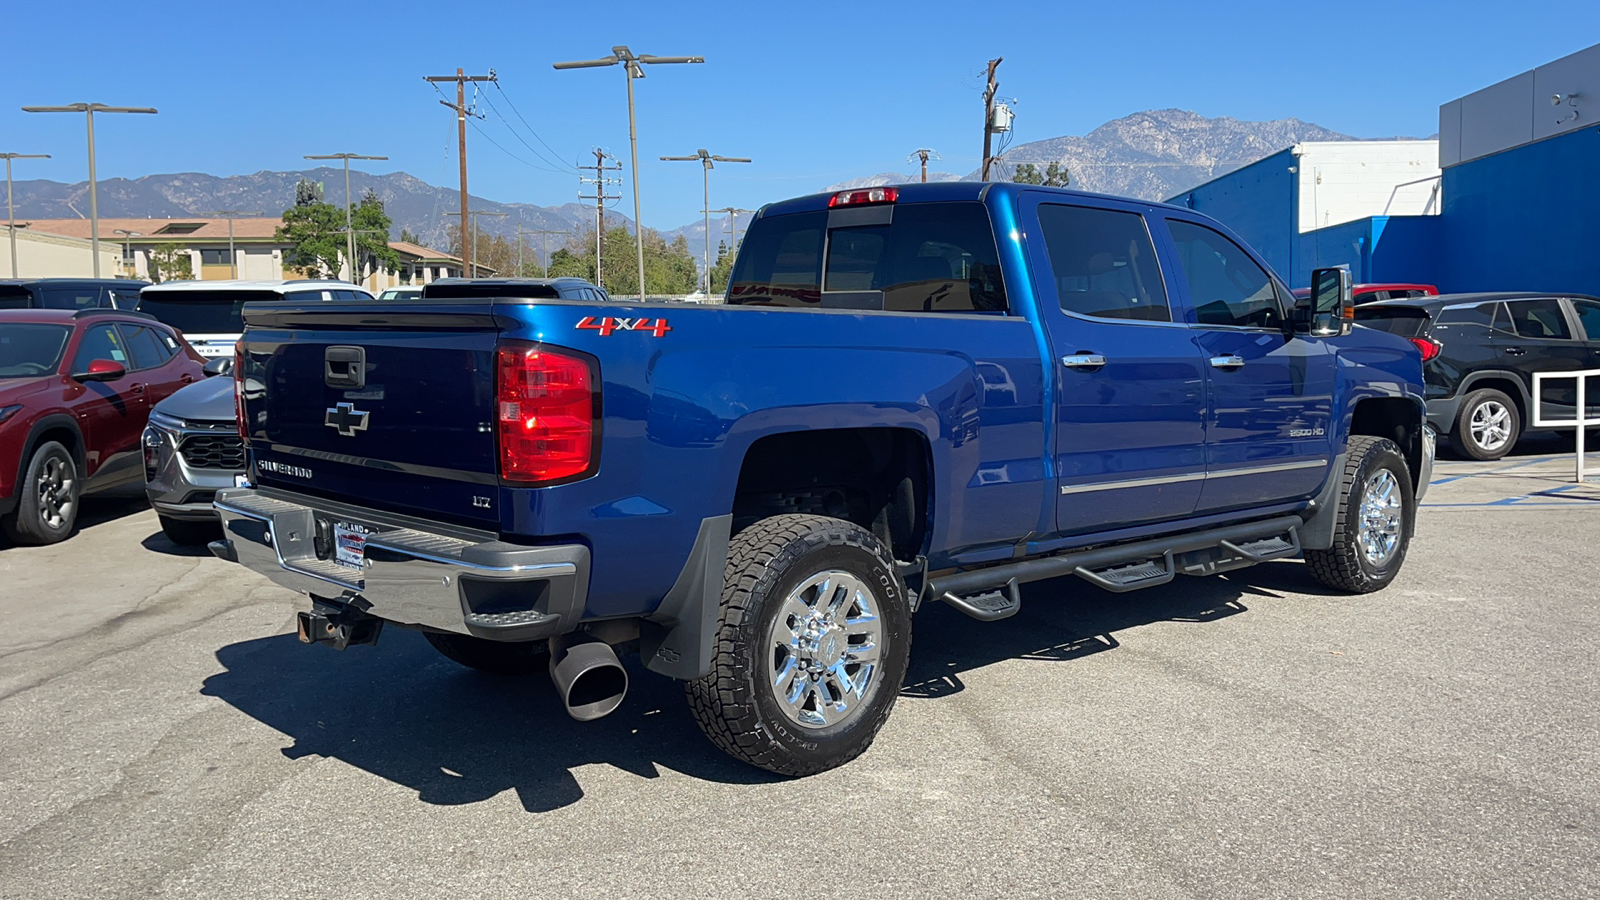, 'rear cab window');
729,202,1007,314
